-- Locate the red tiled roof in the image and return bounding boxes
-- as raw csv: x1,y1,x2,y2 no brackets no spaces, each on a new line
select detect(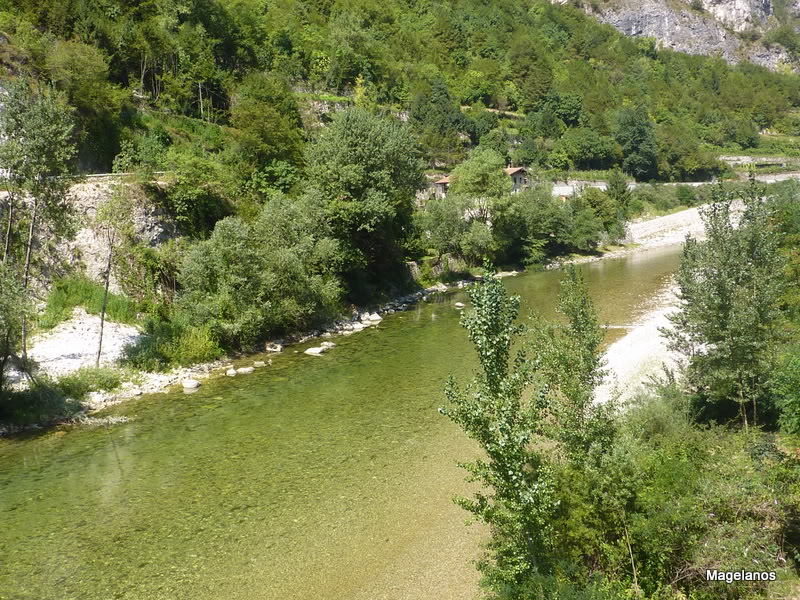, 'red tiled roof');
505,167,527,175
435,176,450,184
